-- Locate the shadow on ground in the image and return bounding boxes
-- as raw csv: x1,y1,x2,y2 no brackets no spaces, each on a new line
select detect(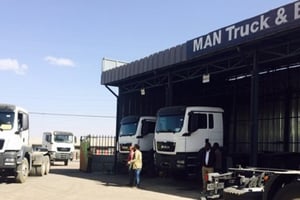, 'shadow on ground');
50,162,201,199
